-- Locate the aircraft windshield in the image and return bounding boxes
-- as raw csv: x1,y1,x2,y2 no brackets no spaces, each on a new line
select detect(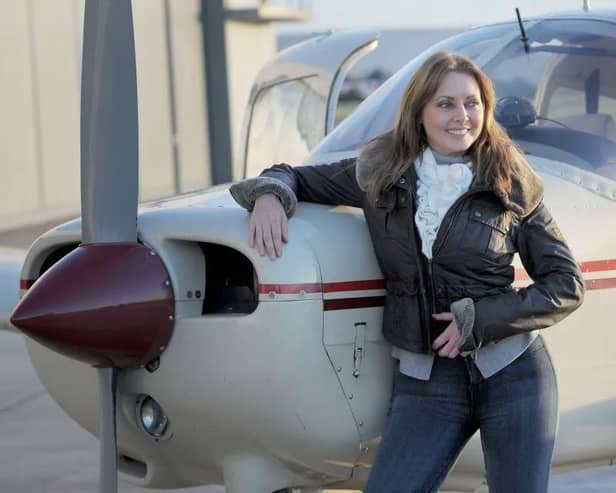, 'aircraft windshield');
314,18,616,181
